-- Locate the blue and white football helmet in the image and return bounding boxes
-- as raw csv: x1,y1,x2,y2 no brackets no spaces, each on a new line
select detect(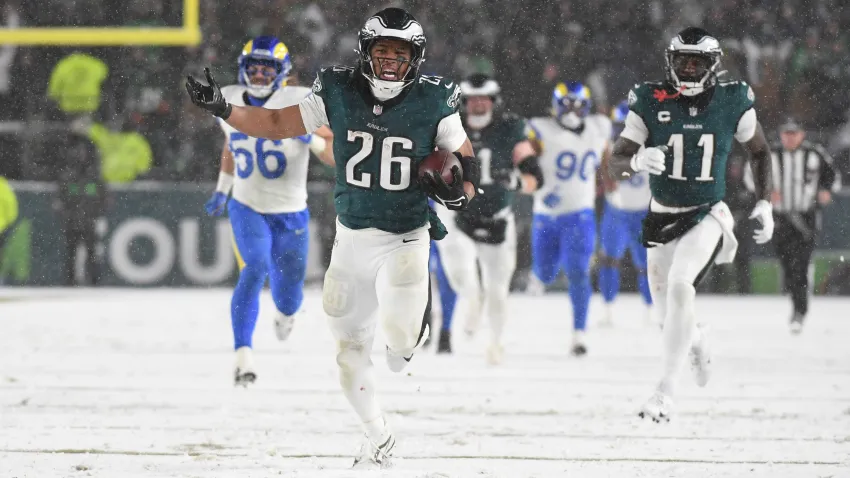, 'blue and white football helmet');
238,36,292,98
551,81,591,130
610,99,629,137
